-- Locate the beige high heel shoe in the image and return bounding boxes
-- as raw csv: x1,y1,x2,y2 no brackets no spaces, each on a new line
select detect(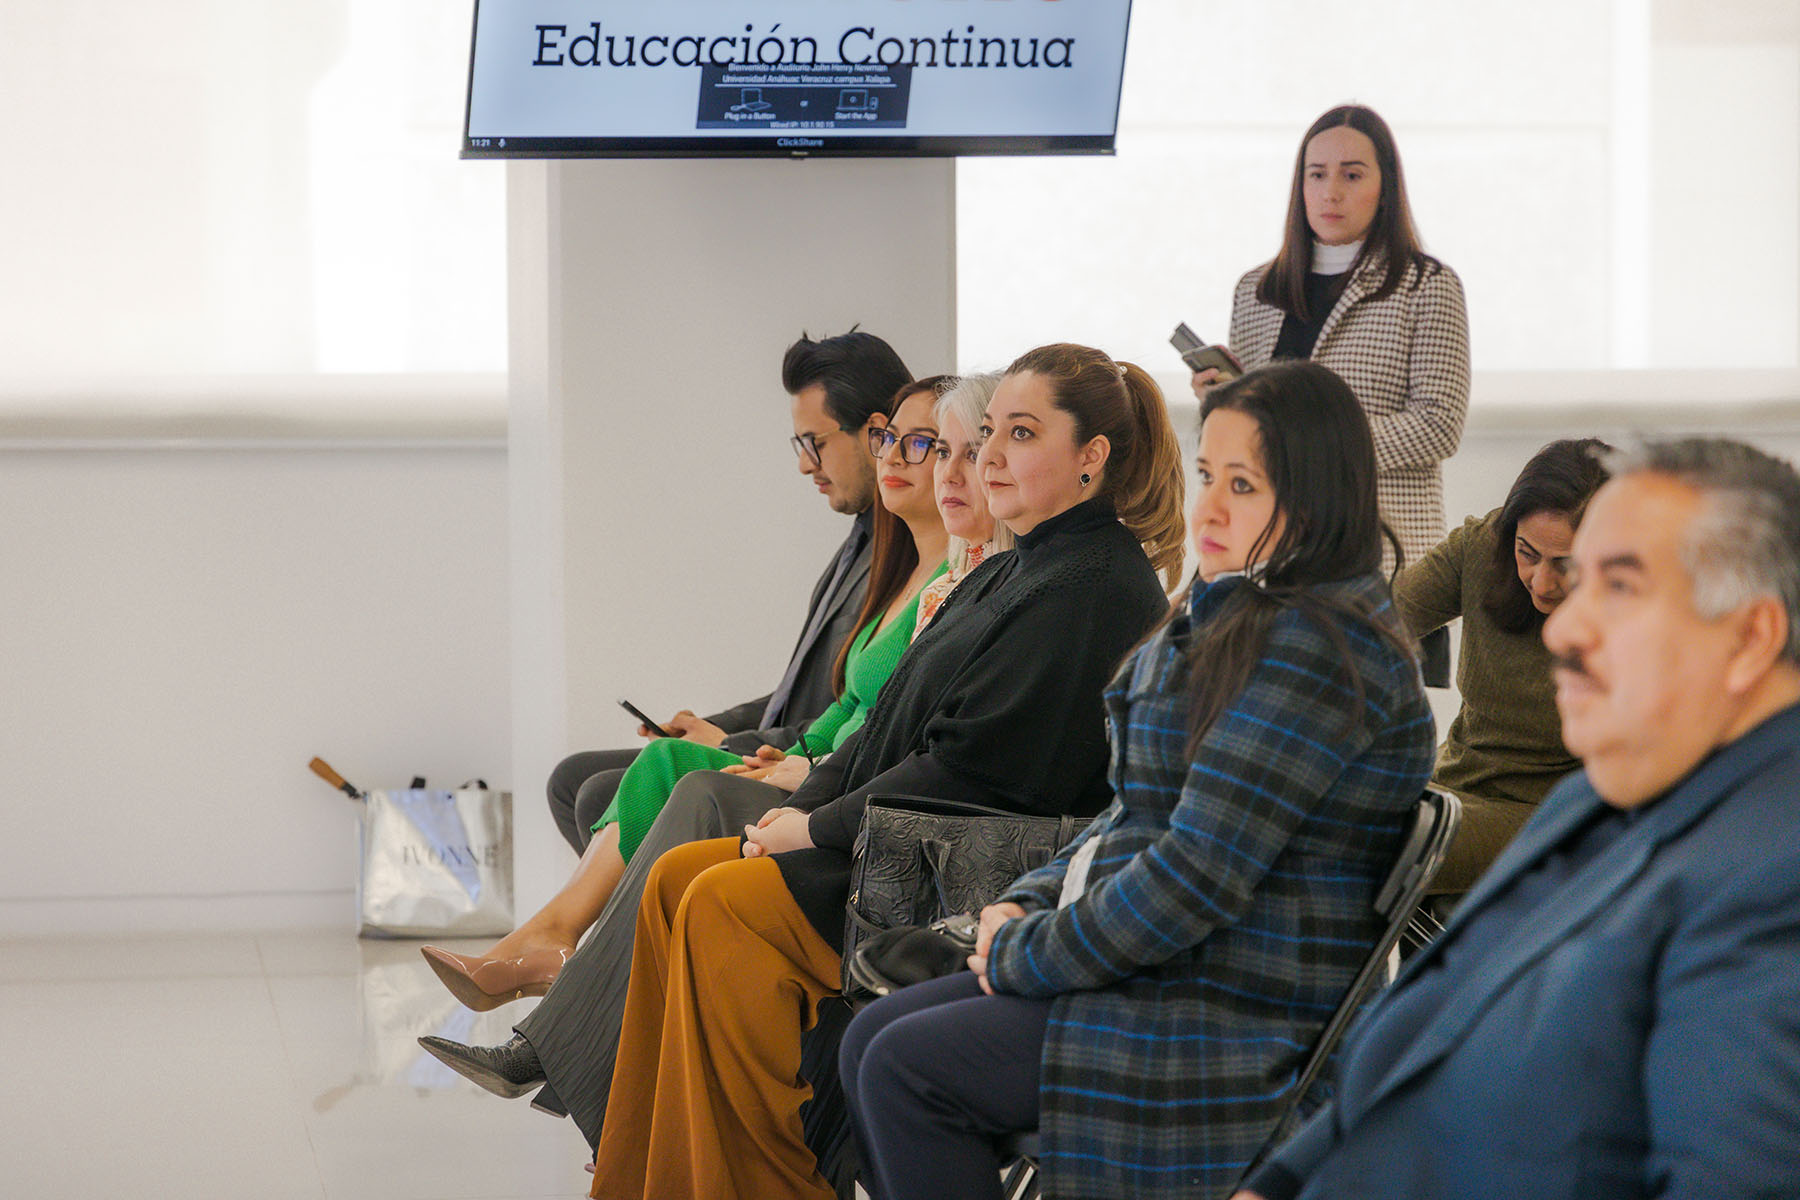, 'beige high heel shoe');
420,944,573,1011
